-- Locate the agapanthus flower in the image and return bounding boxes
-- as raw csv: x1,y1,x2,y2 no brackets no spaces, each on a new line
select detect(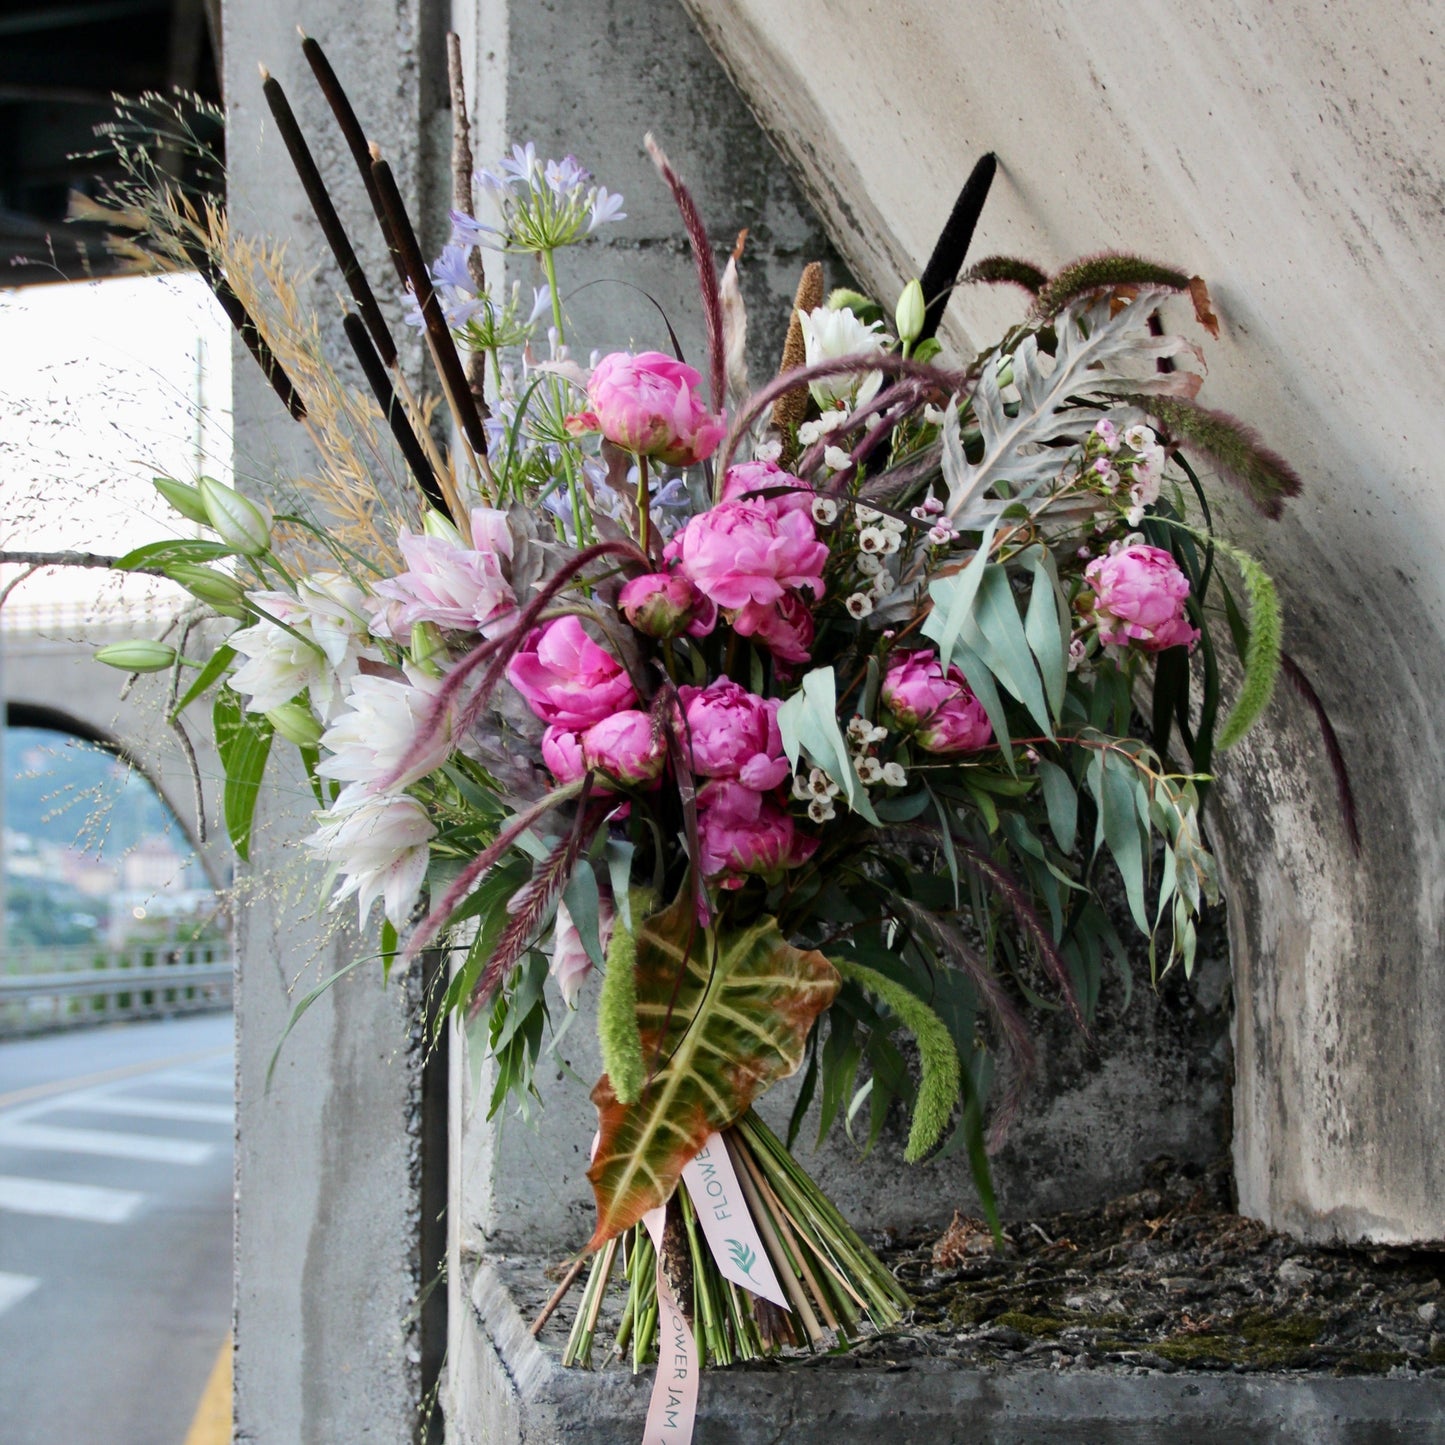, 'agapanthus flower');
472,143,626,252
